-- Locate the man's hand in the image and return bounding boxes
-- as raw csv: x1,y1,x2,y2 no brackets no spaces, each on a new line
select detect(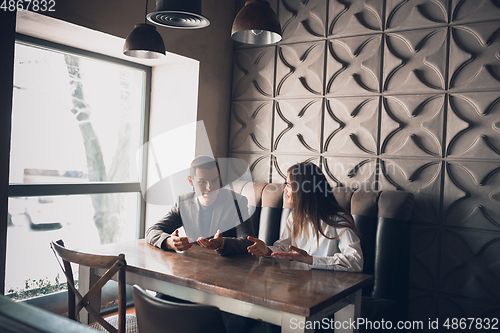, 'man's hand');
197,230,224,250
247,236,272,257
271,245,313,264
166,229,193,251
